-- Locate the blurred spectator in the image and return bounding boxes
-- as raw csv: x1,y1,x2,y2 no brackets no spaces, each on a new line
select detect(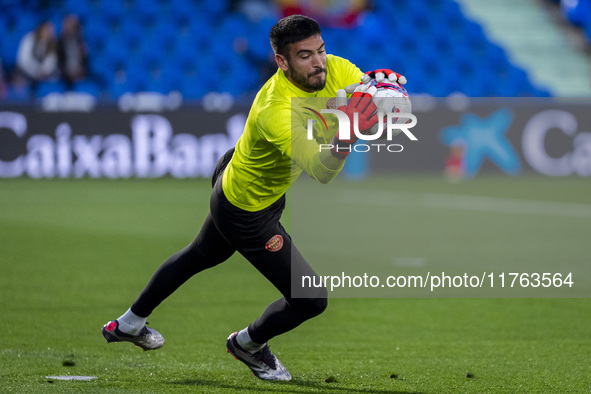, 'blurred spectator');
232,0,278,21
57,14,88,88
0,57,7,100
445,145,465,182
16,21,59,86
275,0,370,28
233,36,278,85
6,72,30,101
